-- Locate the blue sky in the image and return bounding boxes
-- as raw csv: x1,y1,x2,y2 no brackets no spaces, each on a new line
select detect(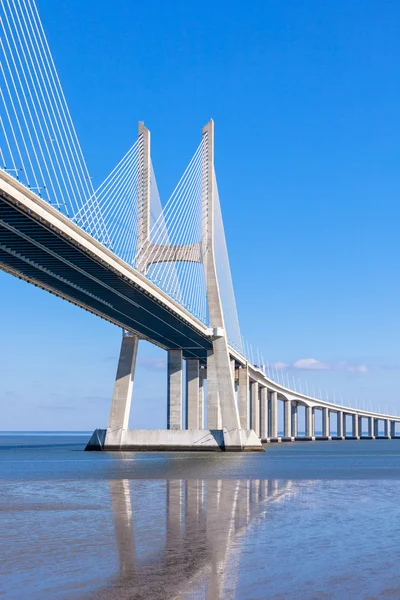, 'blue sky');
1,0,400,429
